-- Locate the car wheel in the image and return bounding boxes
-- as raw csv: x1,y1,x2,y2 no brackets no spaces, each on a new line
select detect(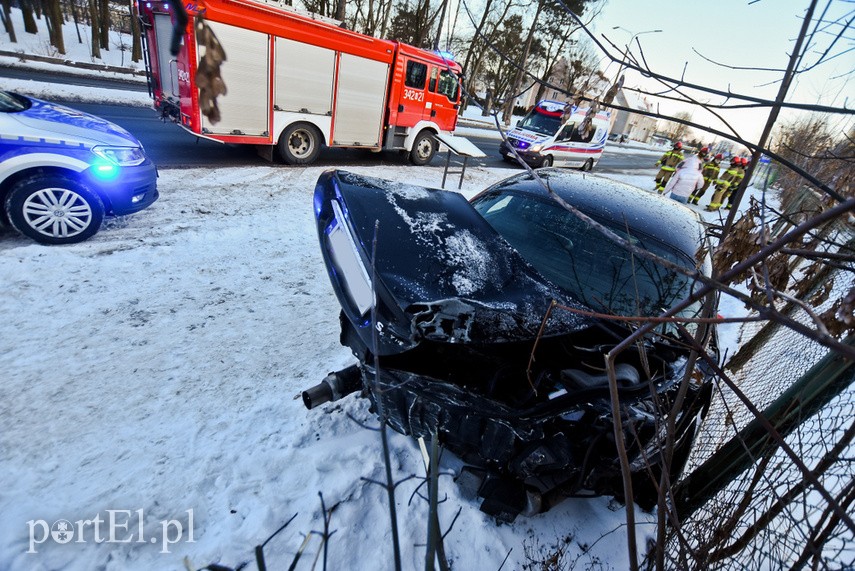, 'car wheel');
409,130,437,165
542,155,554,168
581,158,594,172
5,174,105,245
278,123,322,165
